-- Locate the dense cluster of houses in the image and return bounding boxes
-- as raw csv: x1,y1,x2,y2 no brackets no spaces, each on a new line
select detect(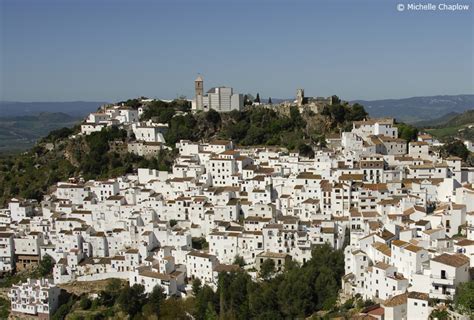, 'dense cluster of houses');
2,111,473,319
80,103,170,157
